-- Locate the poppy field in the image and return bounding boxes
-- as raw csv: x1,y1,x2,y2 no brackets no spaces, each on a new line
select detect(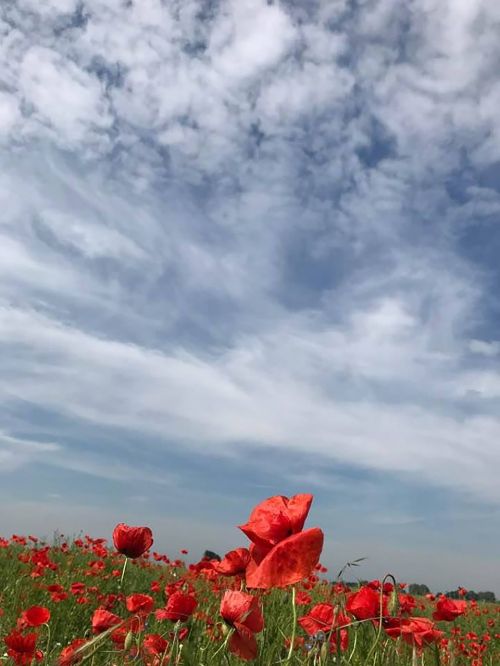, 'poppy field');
0,494,498,665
